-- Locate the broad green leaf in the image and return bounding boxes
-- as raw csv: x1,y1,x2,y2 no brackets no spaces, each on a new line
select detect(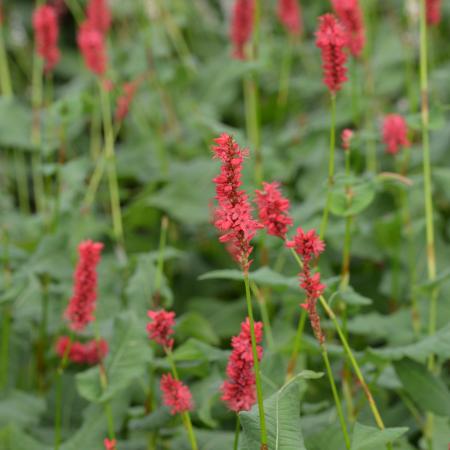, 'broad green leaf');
172,338,227,364
415,267,450,293
0,390,45,428
336,286,372,306
432,415,450,450
176,312,219,345
350,422,408,450
394,358,450,416
0,424,49,450
239,373,320,450
77,311,152,403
